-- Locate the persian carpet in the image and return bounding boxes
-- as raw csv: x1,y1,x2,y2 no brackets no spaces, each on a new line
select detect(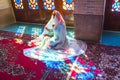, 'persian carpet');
0,30,120,80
